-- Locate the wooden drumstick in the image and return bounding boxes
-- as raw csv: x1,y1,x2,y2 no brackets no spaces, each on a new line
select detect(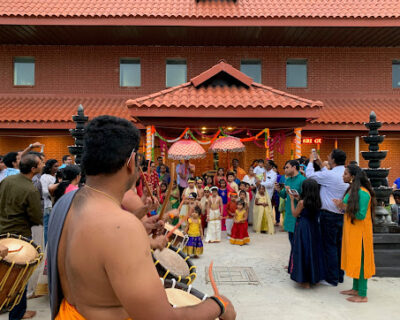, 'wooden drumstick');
140,167,156,203
208,261,228,307
165,217,187,240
